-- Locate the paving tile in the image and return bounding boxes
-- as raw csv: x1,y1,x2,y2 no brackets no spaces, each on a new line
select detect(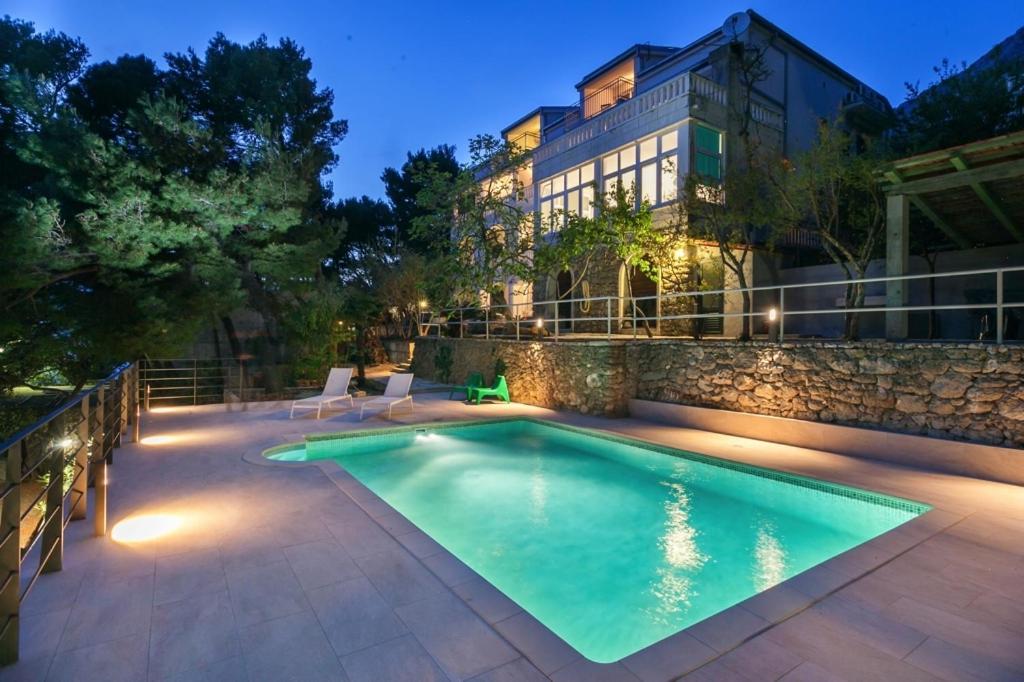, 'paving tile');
813,594,928,658
396,529,445,559
715,635,804,680
493,612,581,675
783,565,850,601
354,547,446,607
239,610,346,682
326,518,401,558
453,577,523,624
550,658,641,682
18,563,88,617
467,657,549,682
764,608,940,681
46,633,148,682
225,560,309,628
778,661,846,681
317,500,372,527
396,593,519,679
218,528,287,573
423,549,477,586
262,514,333,548
57,572,153,652
621,630,716,681
681,660,749,681
340,633,447,682
962,592,1024,635
154,548,227,606
740,582,813,623
905,635,1023,681
686,605,768,653
309,576,408,656
375,510,419,536
284,539,362,591
149,590,240,679
883,596,1024,672
161,655,249,681
873,553,985,609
